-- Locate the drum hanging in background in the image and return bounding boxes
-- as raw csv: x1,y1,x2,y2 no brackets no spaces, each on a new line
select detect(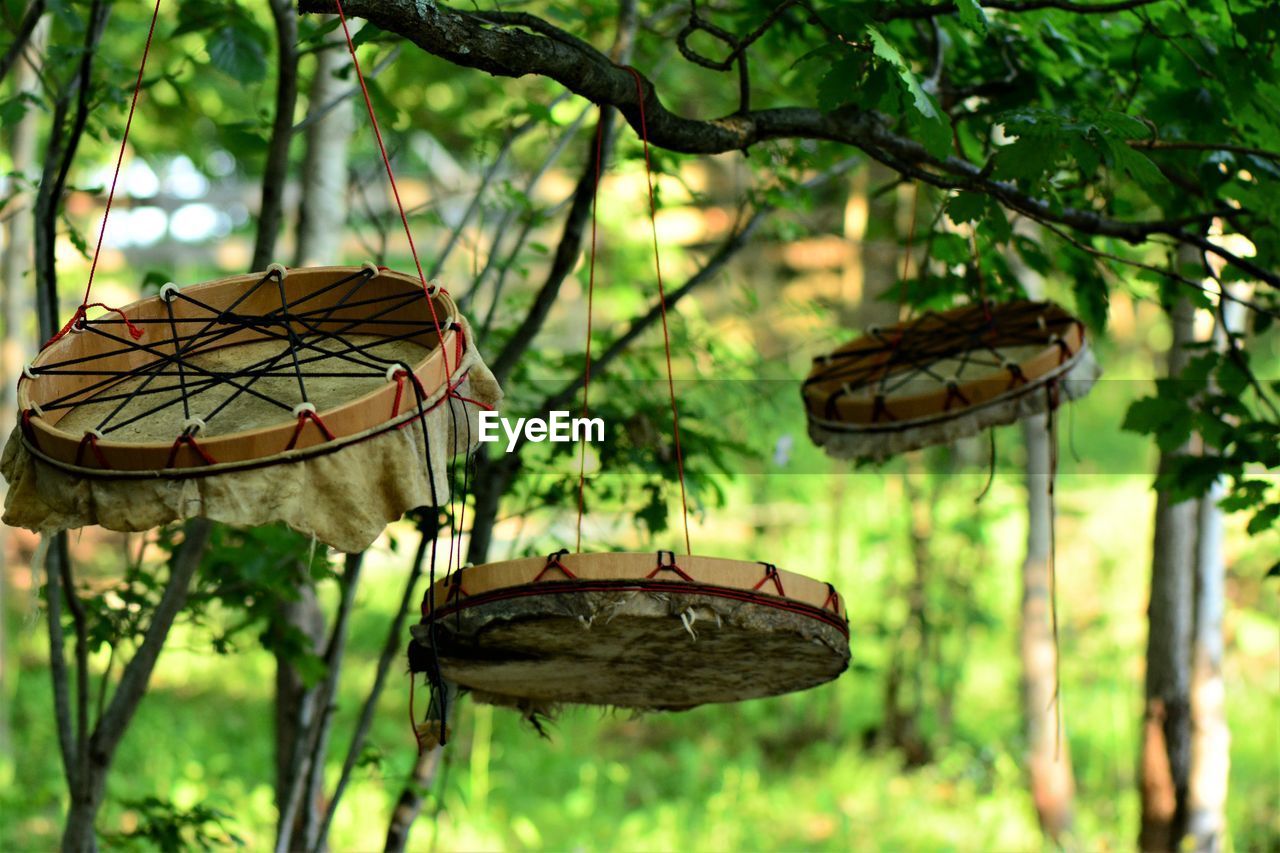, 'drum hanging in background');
410,551,849,711
1,265,503,552
802,300,1100,462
